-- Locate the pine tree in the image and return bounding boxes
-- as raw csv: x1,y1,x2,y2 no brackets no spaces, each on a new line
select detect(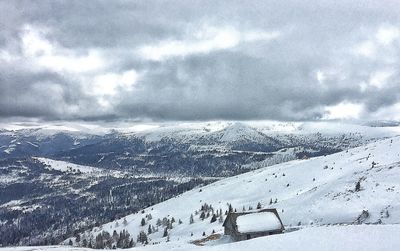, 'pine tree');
148,224,152,234
112,230,119,242
75,235,81,243
257,202,262,209
190,214,194,224
210,214,217,223
163,227,168,237
355,180,361,192
137,231,147,244
68,239,73,246
200,211,206,220
129,238,135,248
123,217,128,226
141,218,146,226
